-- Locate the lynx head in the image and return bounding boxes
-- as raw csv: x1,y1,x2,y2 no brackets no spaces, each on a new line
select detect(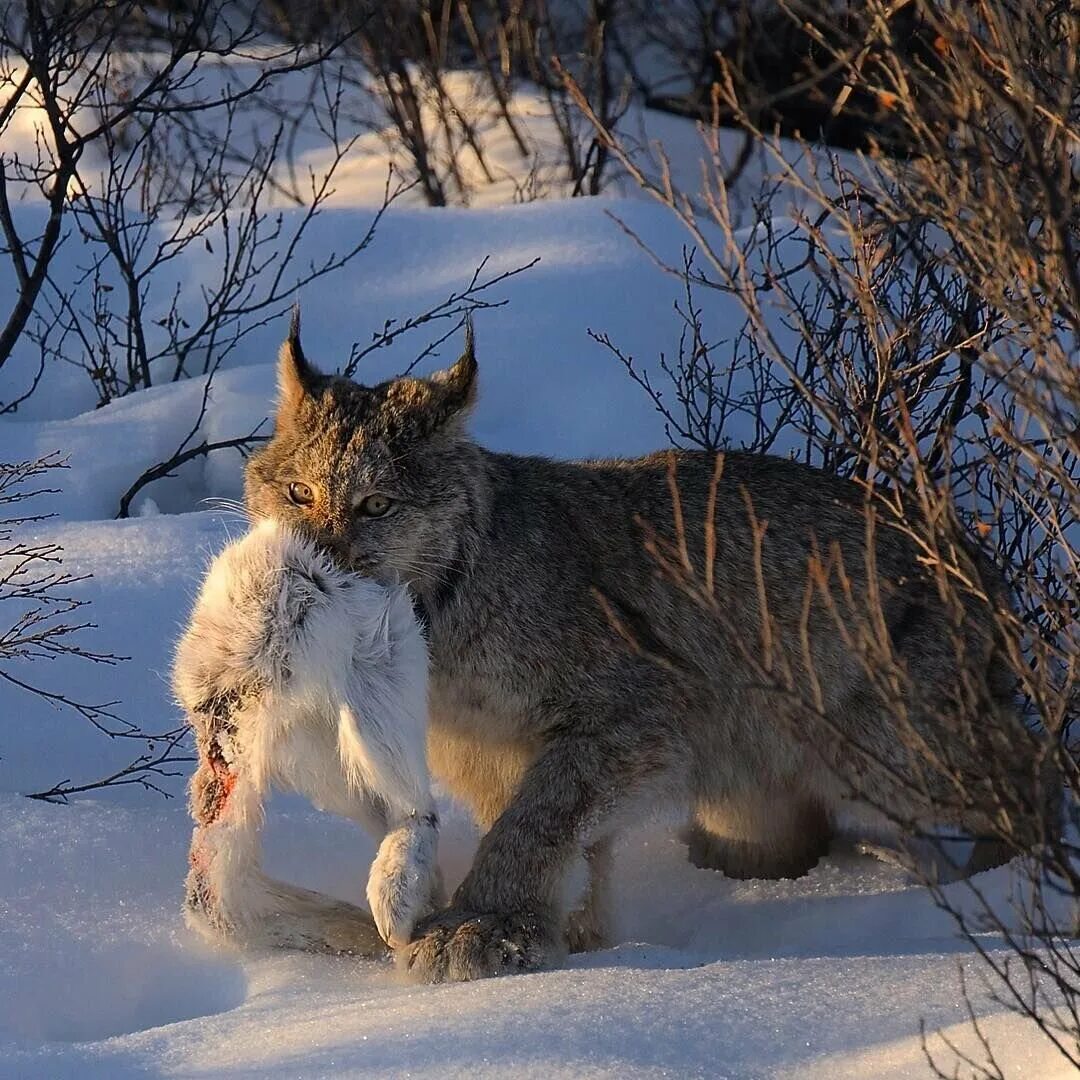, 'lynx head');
244,314,481,596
